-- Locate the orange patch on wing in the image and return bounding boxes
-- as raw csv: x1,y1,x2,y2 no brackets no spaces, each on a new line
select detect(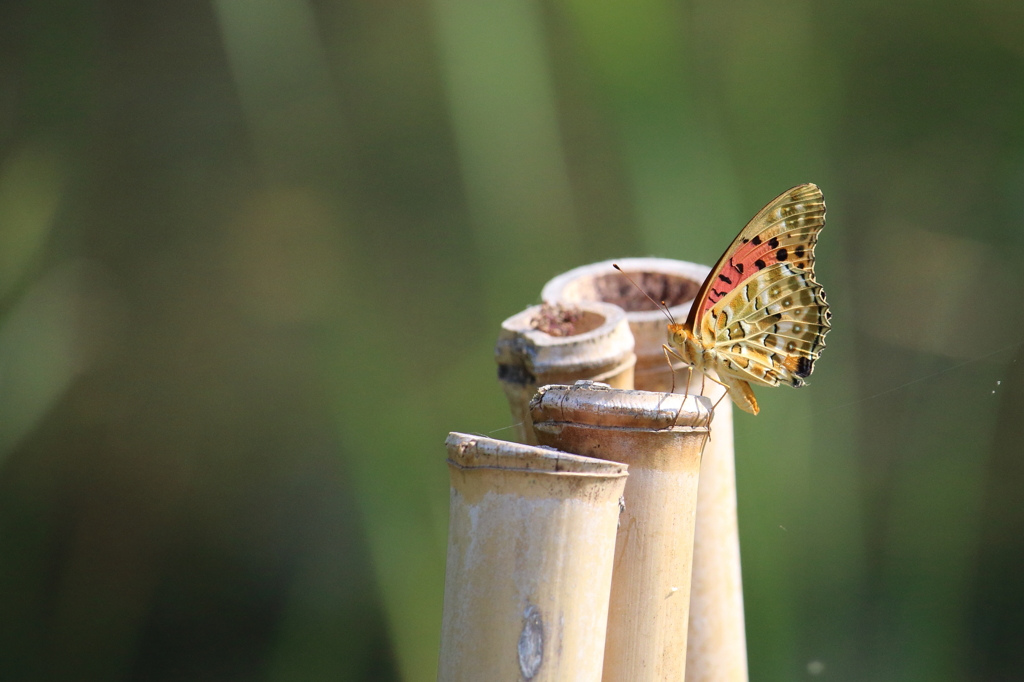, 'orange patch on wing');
701,239,785,315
